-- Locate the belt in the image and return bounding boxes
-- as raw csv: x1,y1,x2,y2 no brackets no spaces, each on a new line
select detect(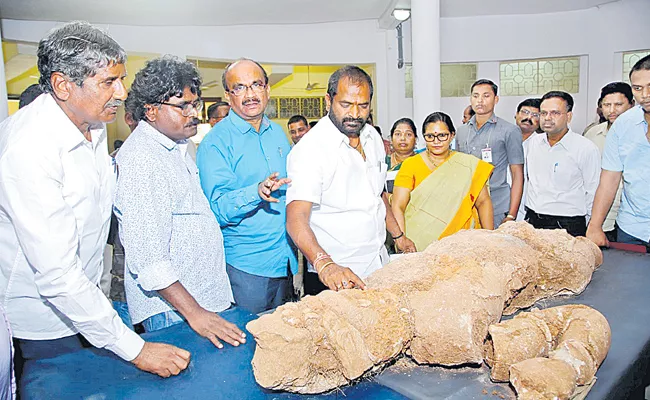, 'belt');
524,207,584,220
